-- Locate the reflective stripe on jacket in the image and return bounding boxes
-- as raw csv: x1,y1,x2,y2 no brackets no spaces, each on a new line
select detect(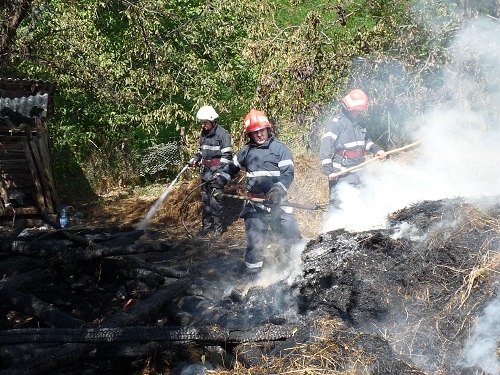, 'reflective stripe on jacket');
220,135,294,195
193,123,232,181
319,108,381,176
